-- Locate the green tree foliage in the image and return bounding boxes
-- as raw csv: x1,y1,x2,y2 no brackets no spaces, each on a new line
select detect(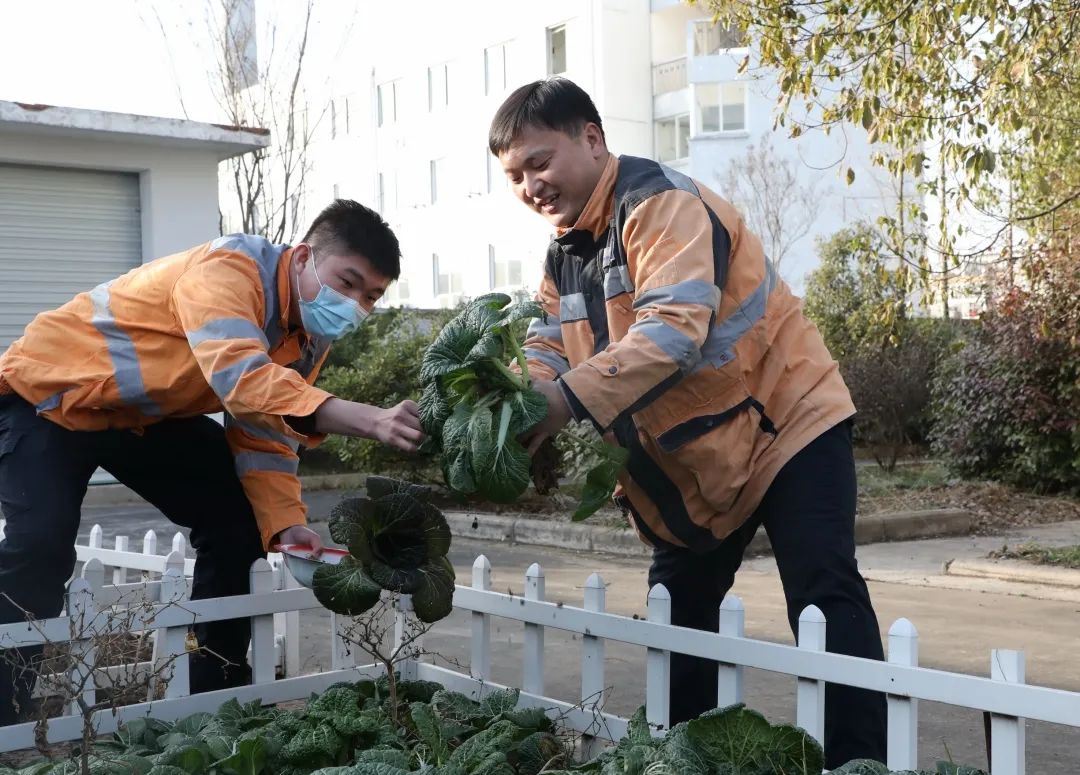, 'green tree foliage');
705,0,1080,269
803,223,910,356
